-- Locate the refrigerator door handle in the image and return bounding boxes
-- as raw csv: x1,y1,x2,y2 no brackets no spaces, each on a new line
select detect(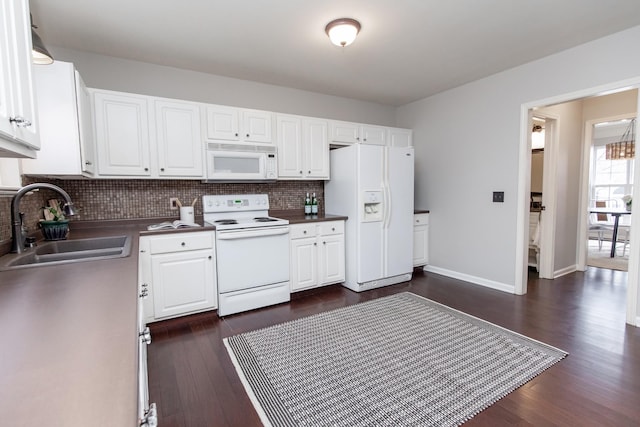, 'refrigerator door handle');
383,182,392,229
